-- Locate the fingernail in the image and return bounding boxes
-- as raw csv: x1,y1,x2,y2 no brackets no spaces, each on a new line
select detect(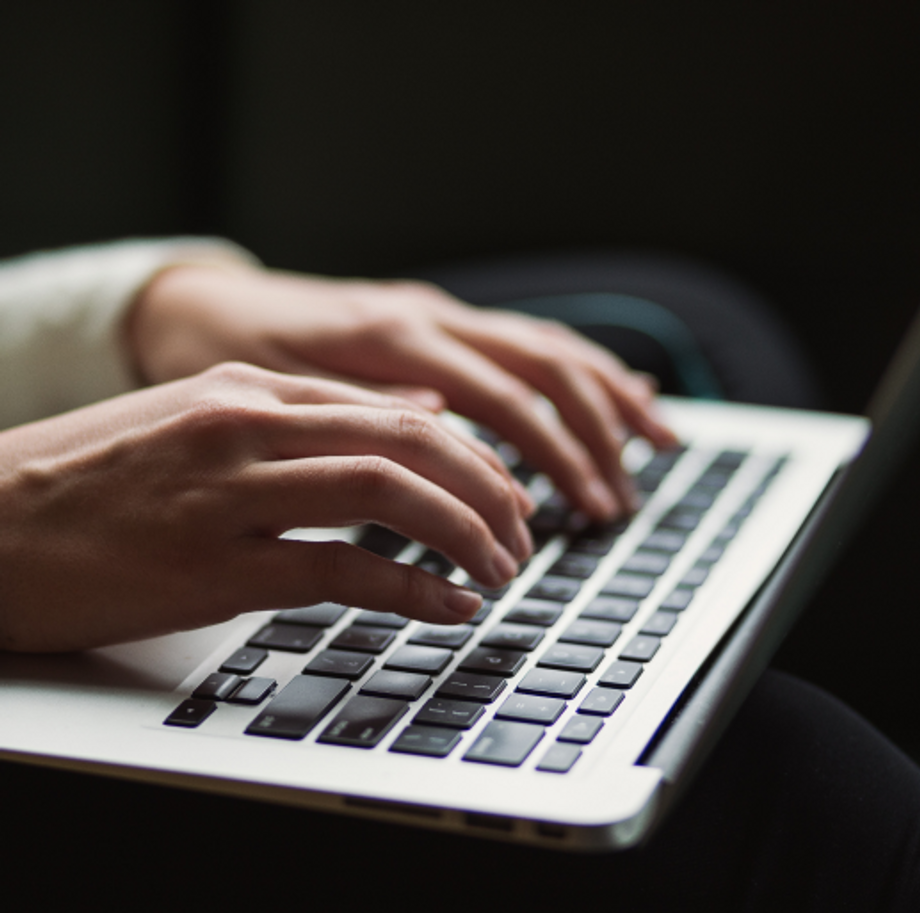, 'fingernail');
442,586,483,620
492,543,519,584
586,478,617,517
